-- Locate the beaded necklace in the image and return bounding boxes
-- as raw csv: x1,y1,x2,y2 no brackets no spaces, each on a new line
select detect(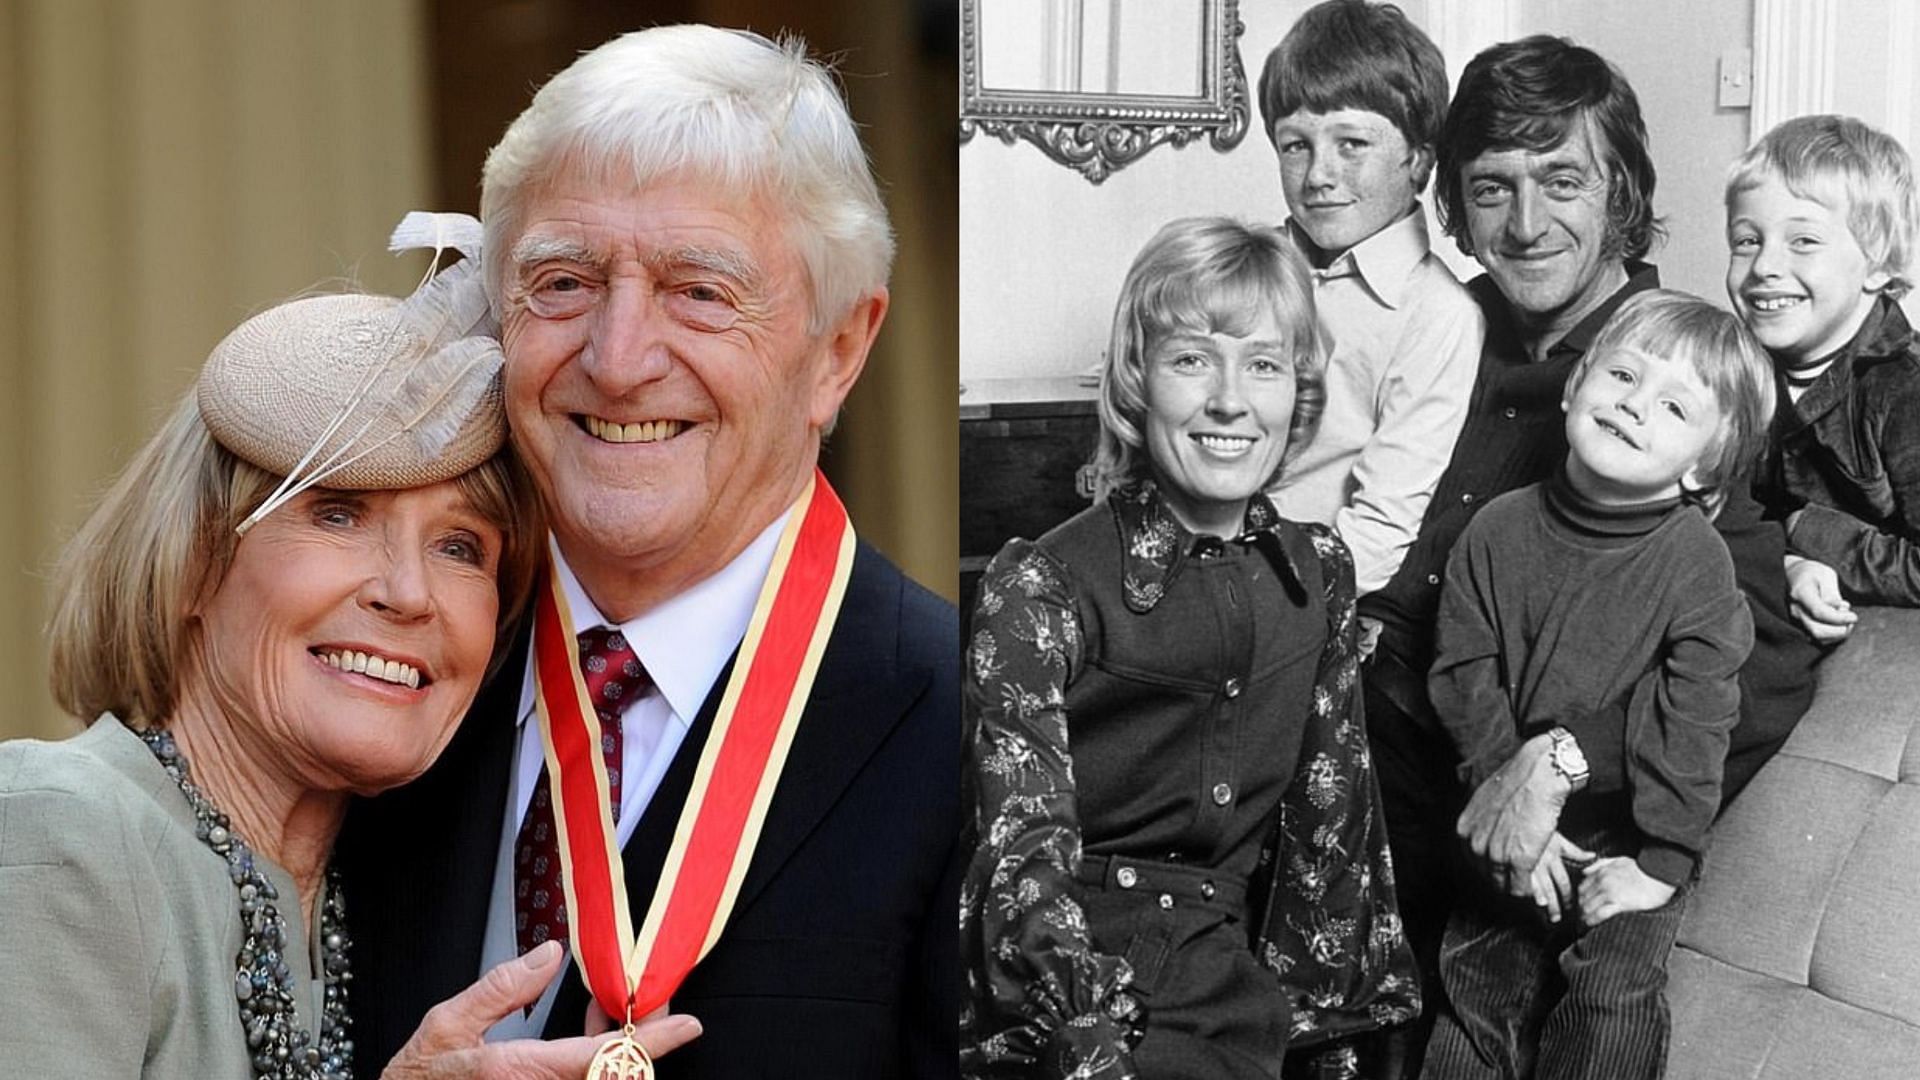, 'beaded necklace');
139,728,355,1080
